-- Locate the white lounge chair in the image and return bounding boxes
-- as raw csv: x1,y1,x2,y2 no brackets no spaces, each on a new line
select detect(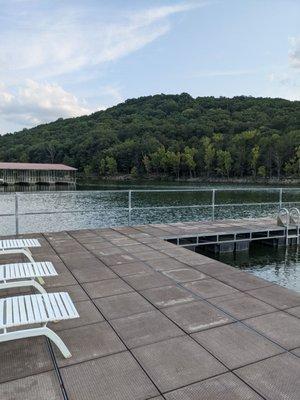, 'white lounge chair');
0,292,79,358
0,261,57,294
0,238,40,264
